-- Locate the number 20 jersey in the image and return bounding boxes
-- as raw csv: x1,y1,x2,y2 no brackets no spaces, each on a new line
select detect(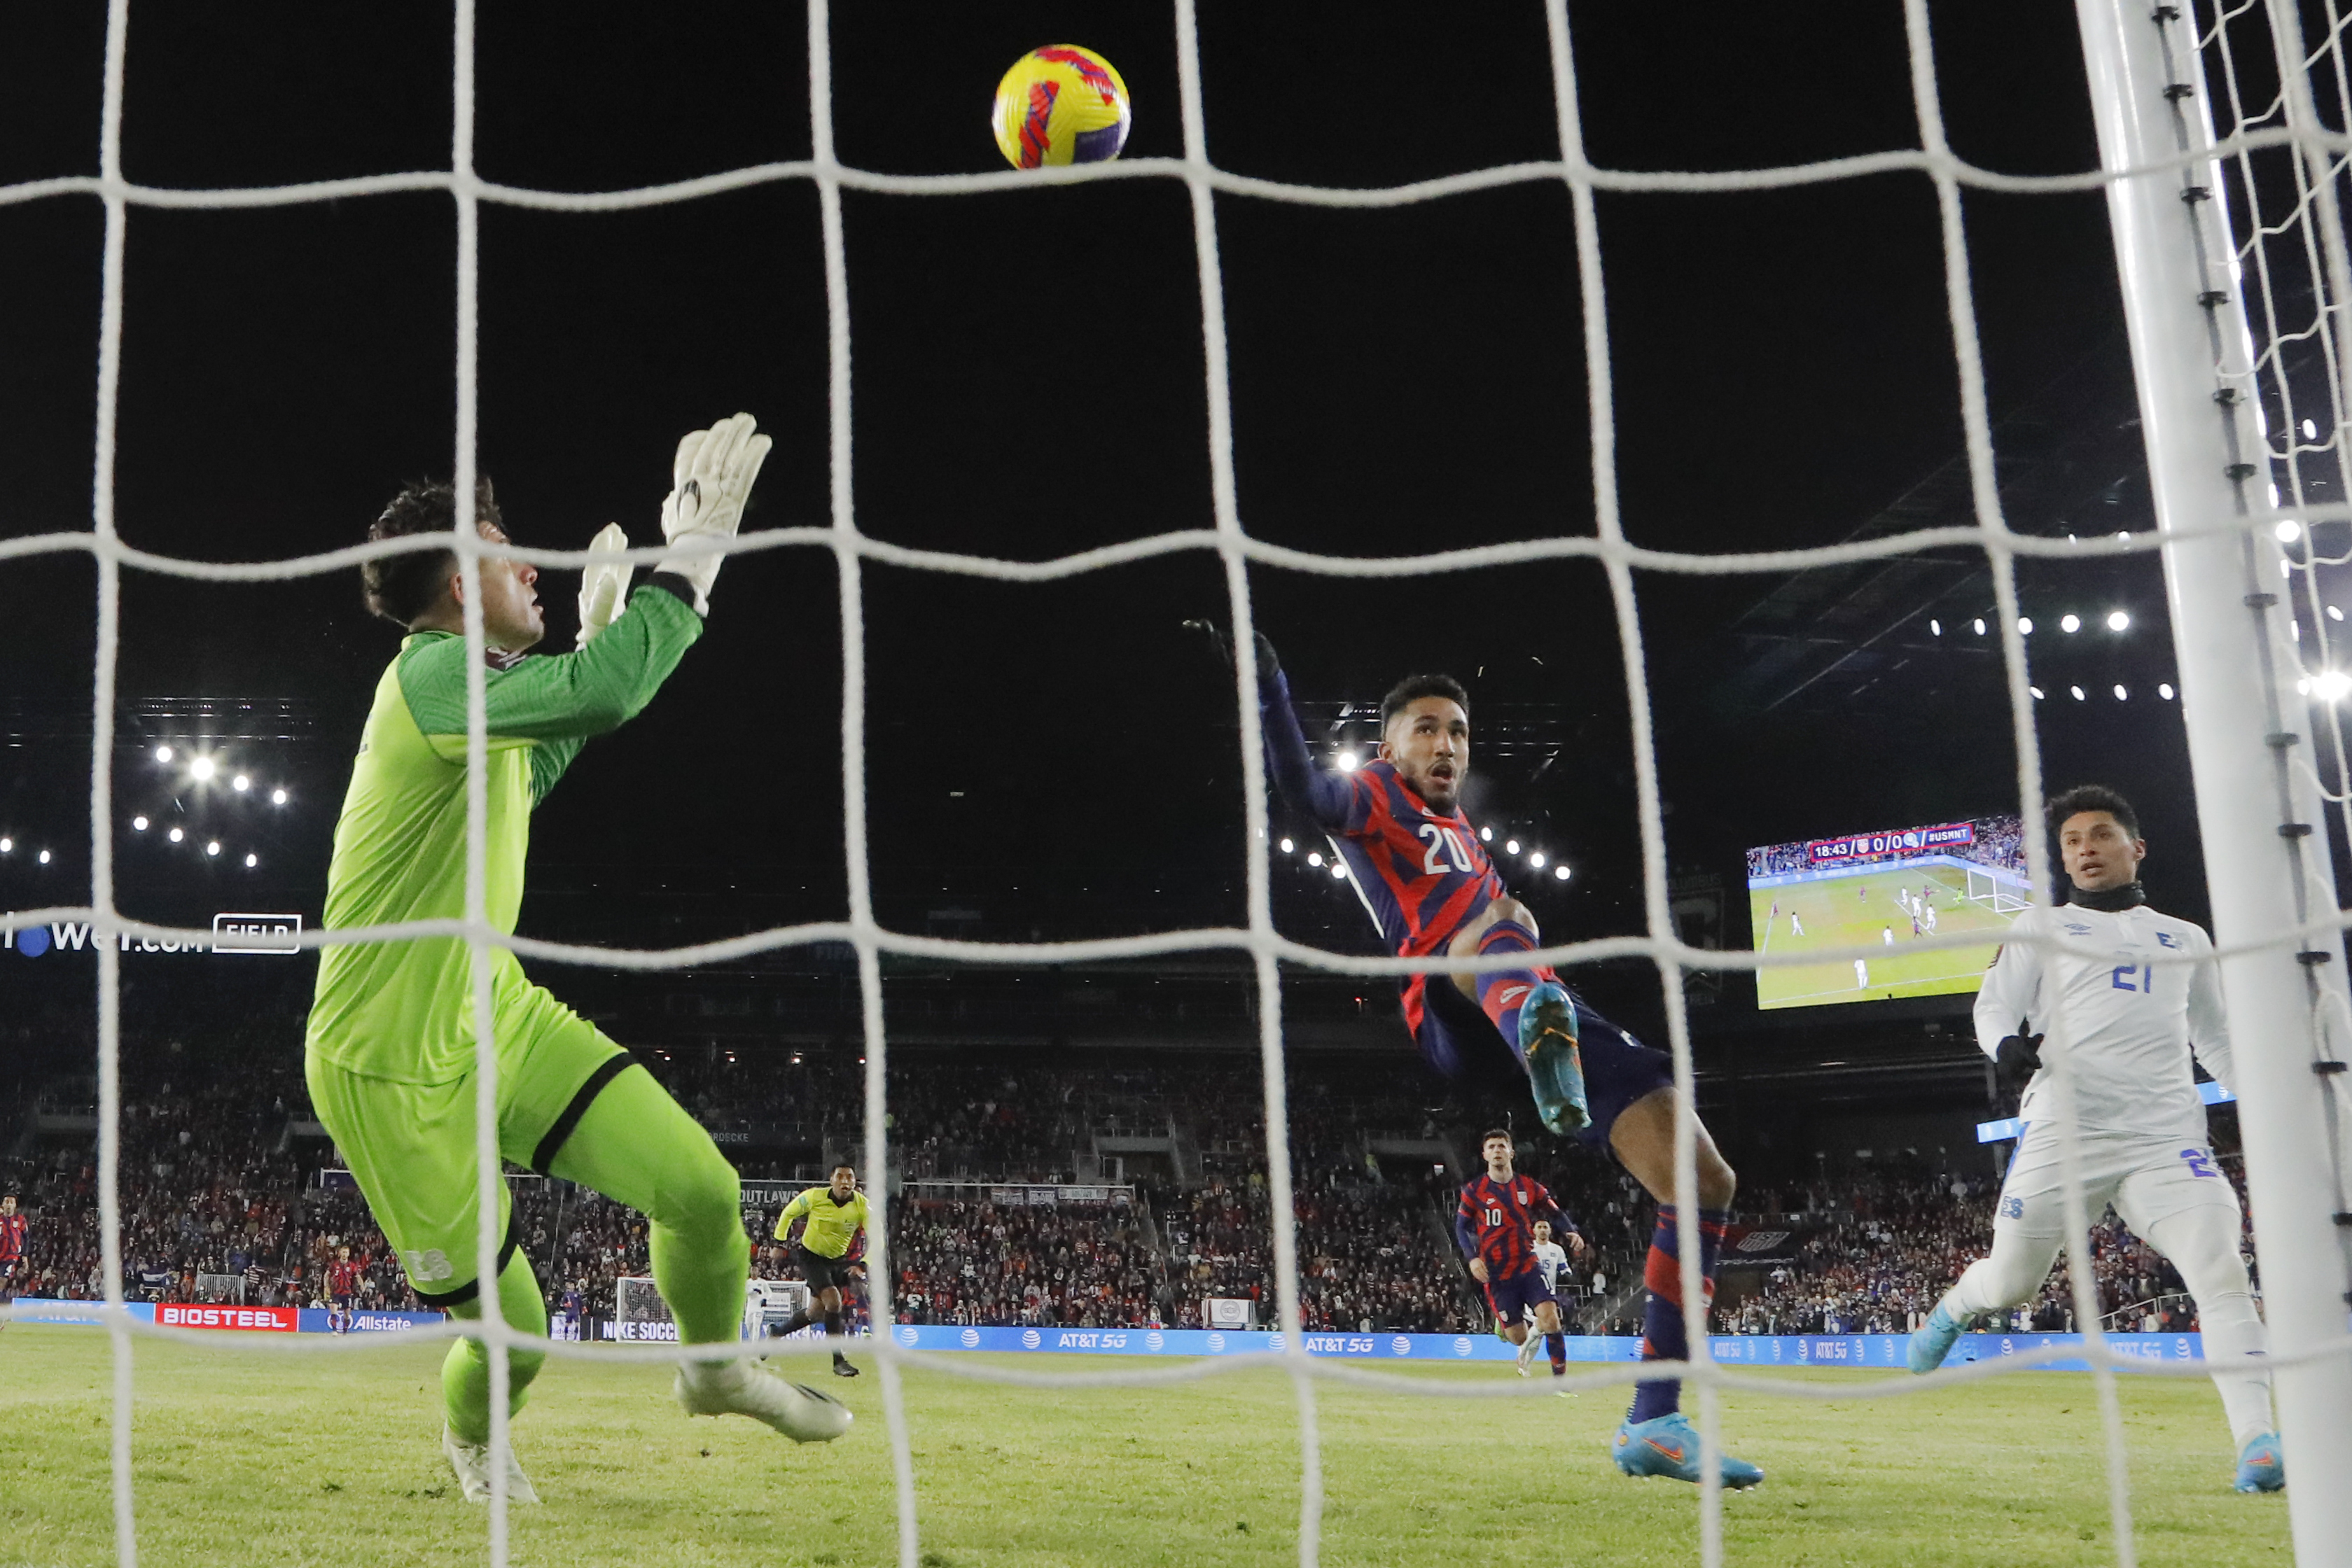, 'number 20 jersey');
1323,758,1508,1038
1972,902,2237,1143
